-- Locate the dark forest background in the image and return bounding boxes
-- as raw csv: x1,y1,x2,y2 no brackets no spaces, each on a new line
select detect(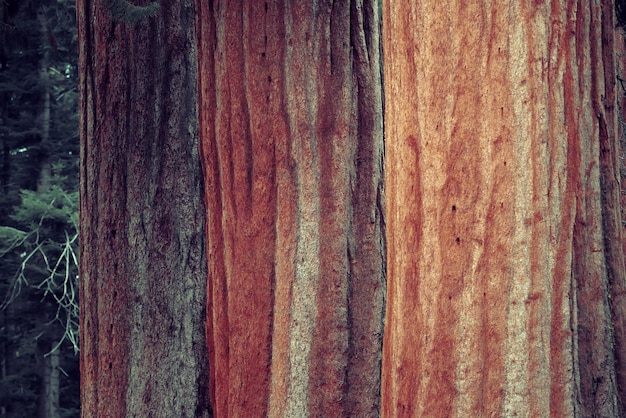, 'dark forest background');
0,0,79,416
